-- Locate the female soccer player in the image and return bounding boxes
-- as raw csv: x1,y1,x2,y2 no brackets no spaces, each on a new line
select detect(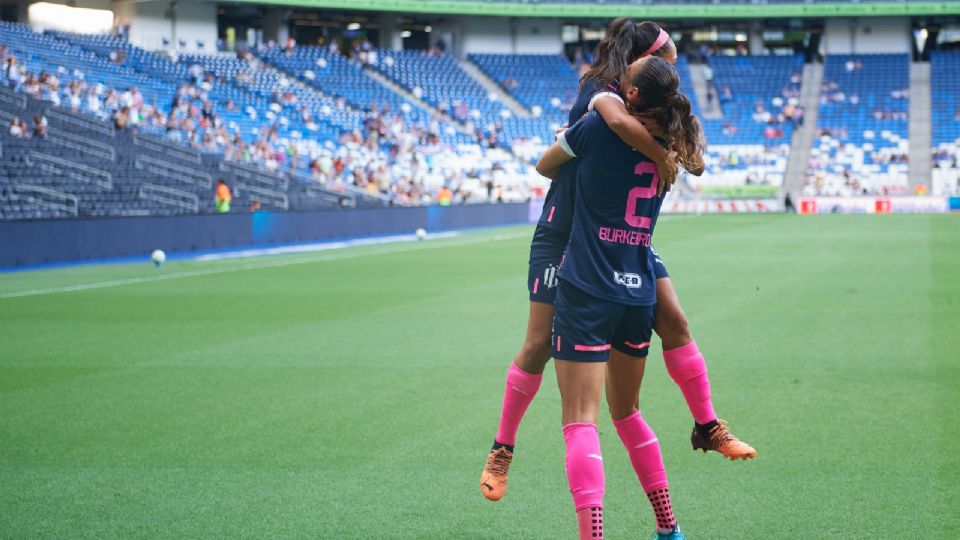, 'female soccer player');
481,19,754,503
537,55,703,540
